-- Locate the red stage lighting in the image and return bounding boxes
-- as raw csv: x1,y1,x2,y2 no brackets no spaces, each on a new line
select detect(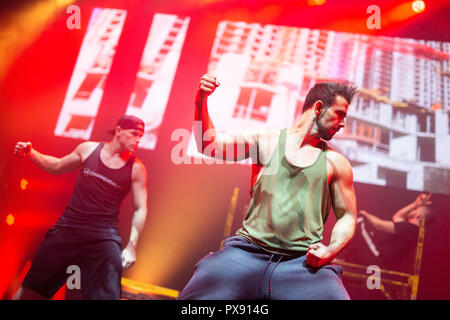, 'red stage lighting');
307,0,326,6
386,1,427,23
412,1,426,13
6,214,15,226
20,178,28,191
